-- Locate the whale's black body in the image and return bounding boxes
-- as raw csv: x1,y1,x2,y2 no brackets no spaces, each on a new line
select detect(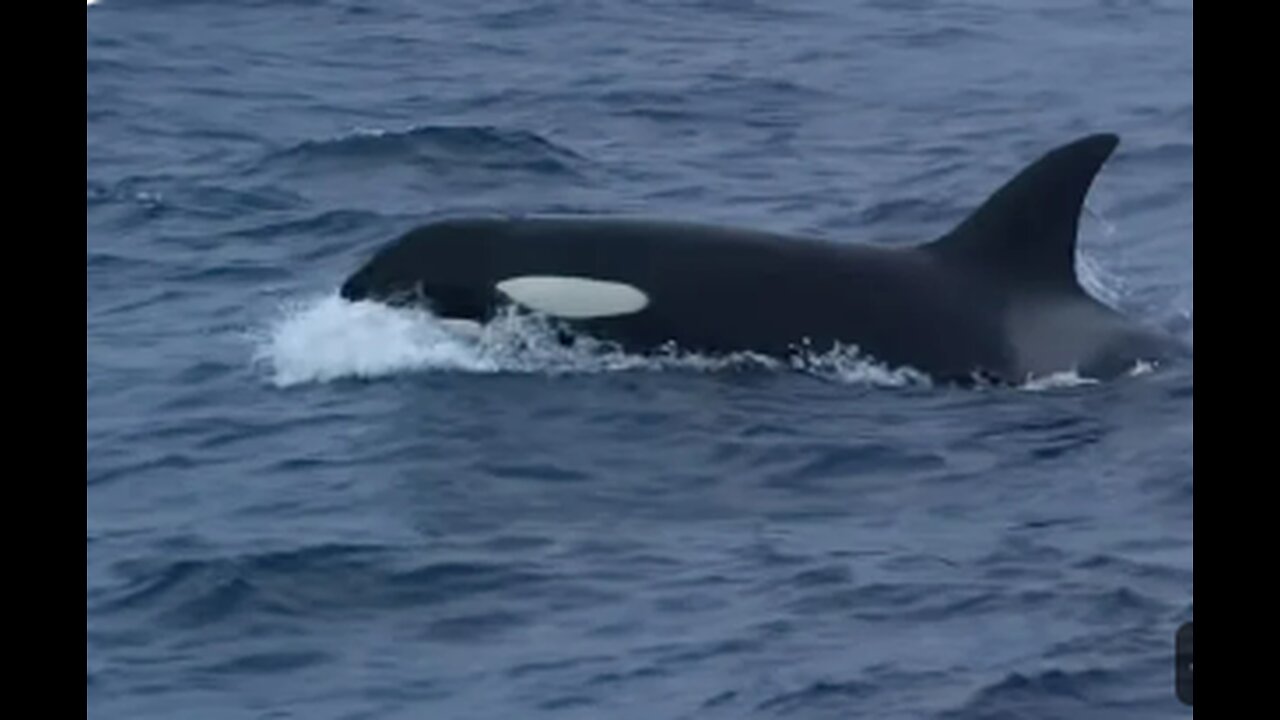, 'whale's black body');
340,133,1188,383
